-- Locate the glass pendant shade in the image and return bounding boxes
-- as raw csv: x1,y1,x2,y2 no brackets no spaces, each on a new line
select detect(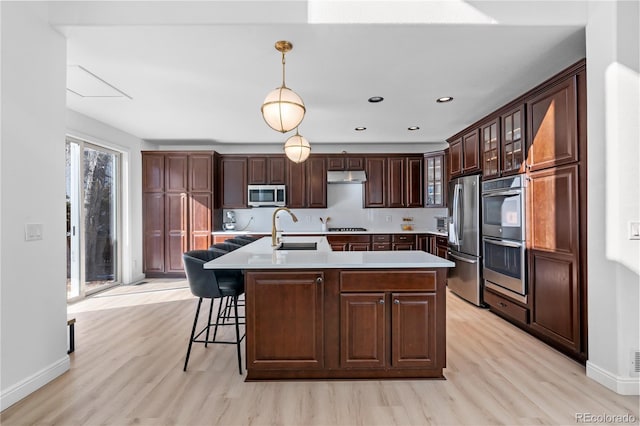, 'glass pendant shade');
284,132,311,163
261,87,306,133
